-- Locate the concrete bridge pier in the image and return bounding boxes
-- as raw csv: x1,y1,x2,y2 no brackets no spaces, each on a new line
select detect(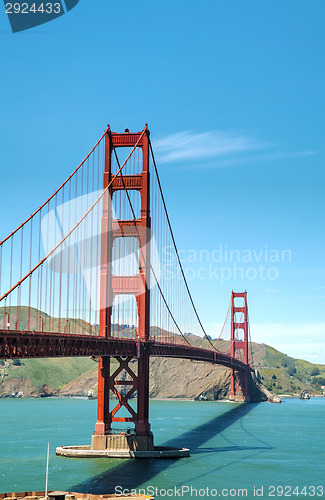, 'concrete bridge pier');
56,353,189,458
